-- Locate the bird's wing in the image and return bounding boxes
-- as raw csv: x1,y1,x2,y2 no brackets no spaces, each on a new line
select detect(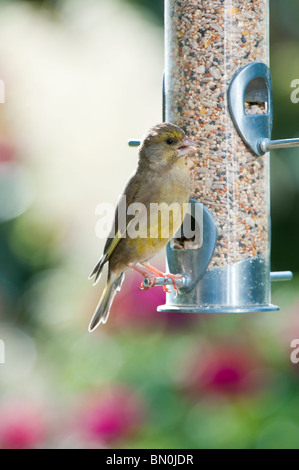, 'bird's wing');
103,173,142,257
90,173,142,283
